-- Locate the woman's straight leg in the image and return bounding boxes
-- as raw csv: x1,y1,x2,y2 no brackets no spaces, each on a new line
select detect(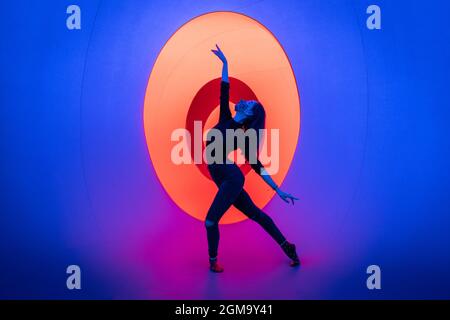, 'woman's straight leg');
233,189,287,245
